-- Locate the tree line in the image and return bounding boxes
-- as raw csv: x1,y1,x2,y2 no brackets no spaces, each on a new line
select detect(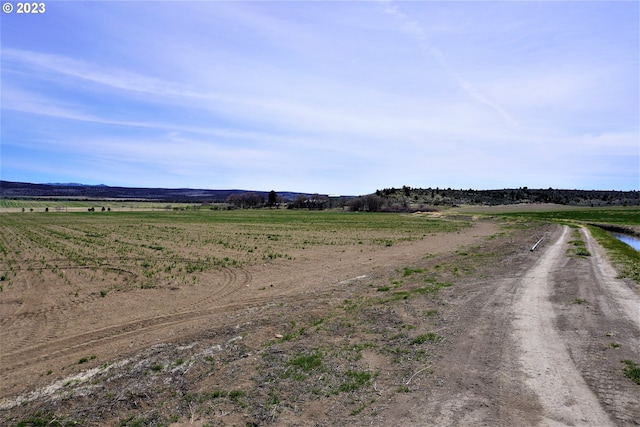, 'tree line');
225,187,638,212
373,186,640,209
